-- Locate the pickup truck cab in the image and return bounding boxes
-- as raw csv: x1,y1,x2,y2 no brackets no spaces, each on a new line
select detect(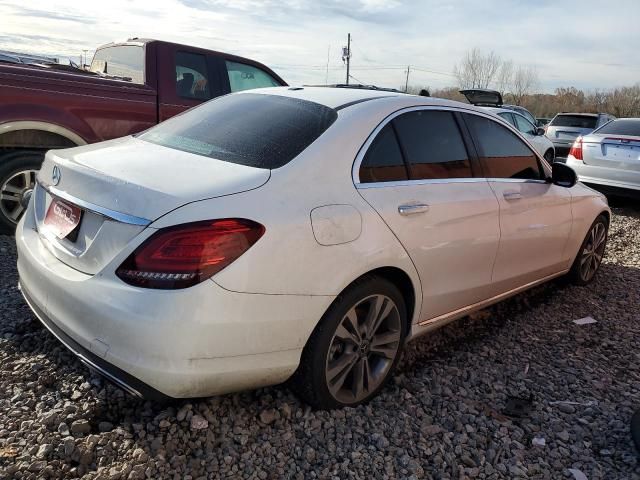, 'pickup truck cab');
0,38,286,233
